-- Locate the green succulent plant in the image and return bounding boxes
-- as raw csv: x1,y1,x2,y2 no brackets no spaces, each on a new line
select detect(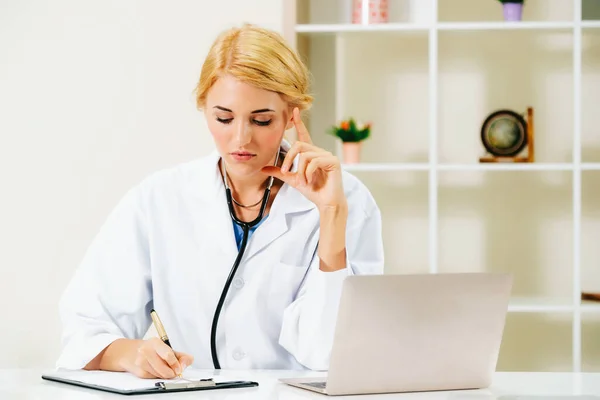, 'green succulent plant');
328,119,371,143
